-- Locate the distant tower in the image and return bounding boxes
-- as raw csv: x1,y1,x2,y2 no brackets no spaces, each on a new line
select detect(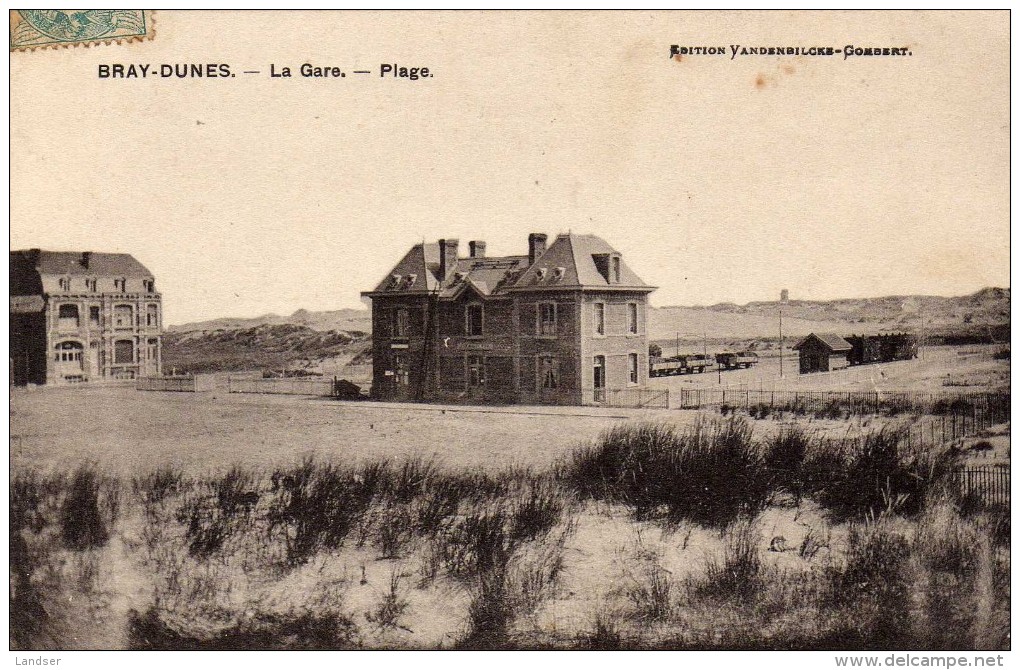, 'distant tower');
780,289,789,304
